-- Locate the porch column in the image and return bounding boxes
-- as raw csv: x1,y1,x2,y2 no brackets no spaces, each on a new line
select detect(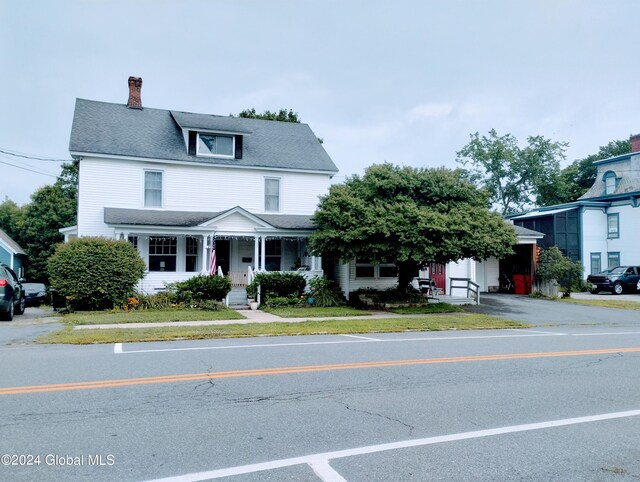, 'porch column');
200,235,207,274
261,236,266,272
254,236,260,271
